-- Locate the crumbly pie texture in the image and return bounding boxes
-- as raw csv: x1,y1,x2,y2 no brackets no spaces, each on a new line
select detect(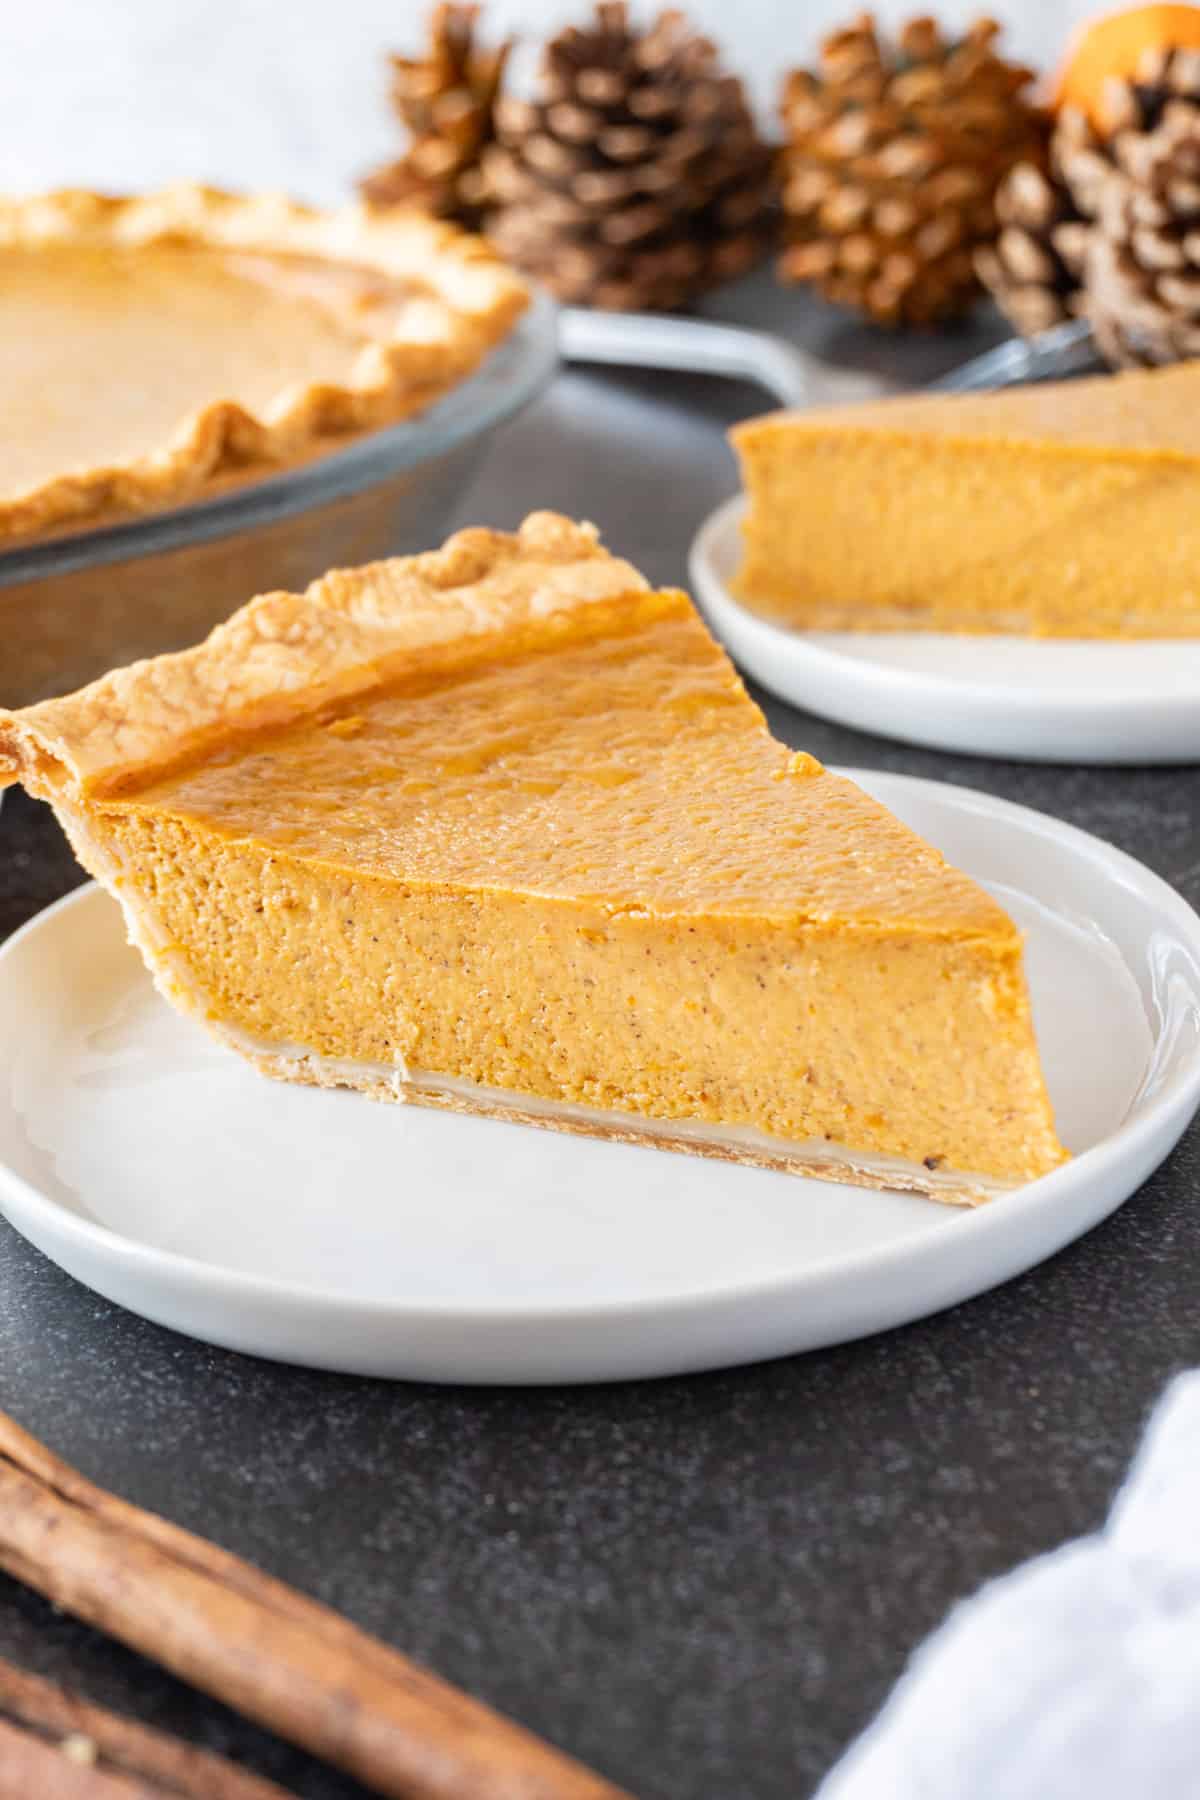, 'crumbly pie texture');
0,184,528,543
0,515,1066,1204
